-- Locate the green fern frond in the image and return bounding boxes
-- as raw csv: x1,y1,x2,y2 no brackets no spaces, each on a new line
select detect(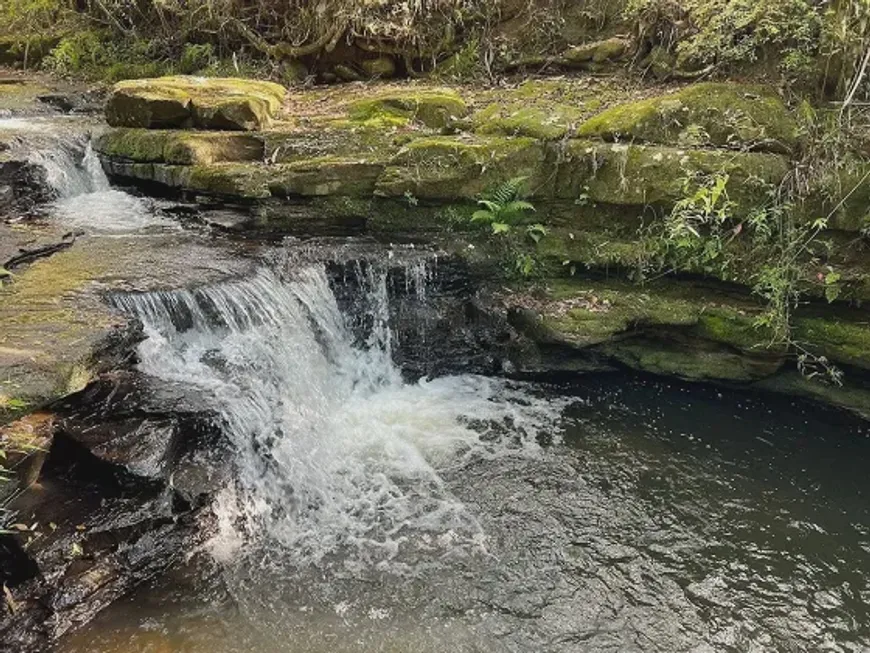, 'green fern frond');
504,200,536,213
488,176,528,205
